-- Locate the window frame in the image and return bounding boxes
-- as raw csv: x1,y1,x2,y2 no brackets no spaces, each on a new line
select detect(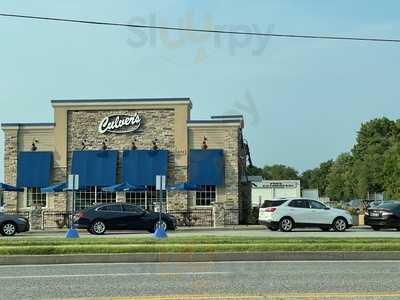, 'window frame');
195,185,217,207
26,187,47,208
